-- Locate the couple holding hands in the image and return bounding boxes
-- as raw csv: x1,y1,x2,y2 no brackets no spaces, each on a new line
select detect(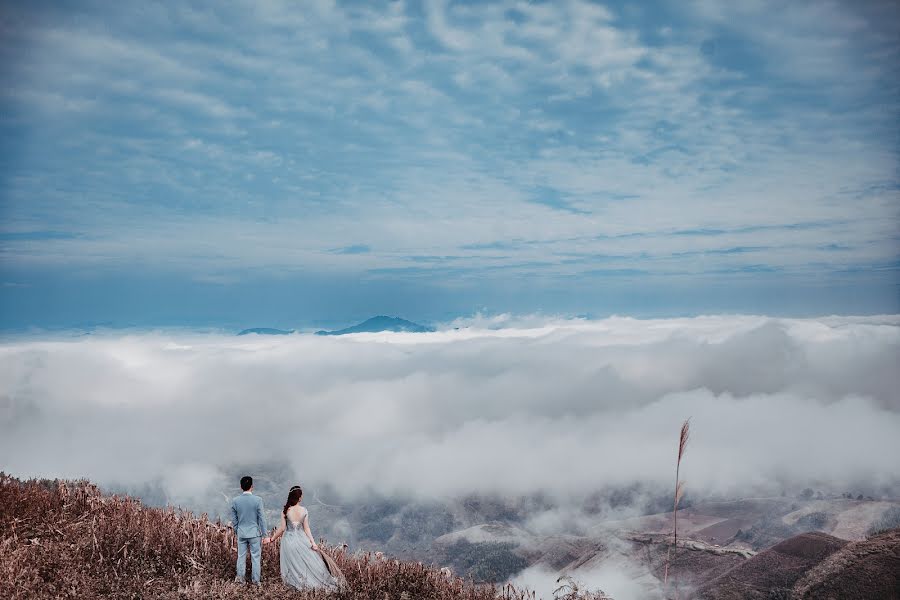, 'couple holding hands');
231,475,342,590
